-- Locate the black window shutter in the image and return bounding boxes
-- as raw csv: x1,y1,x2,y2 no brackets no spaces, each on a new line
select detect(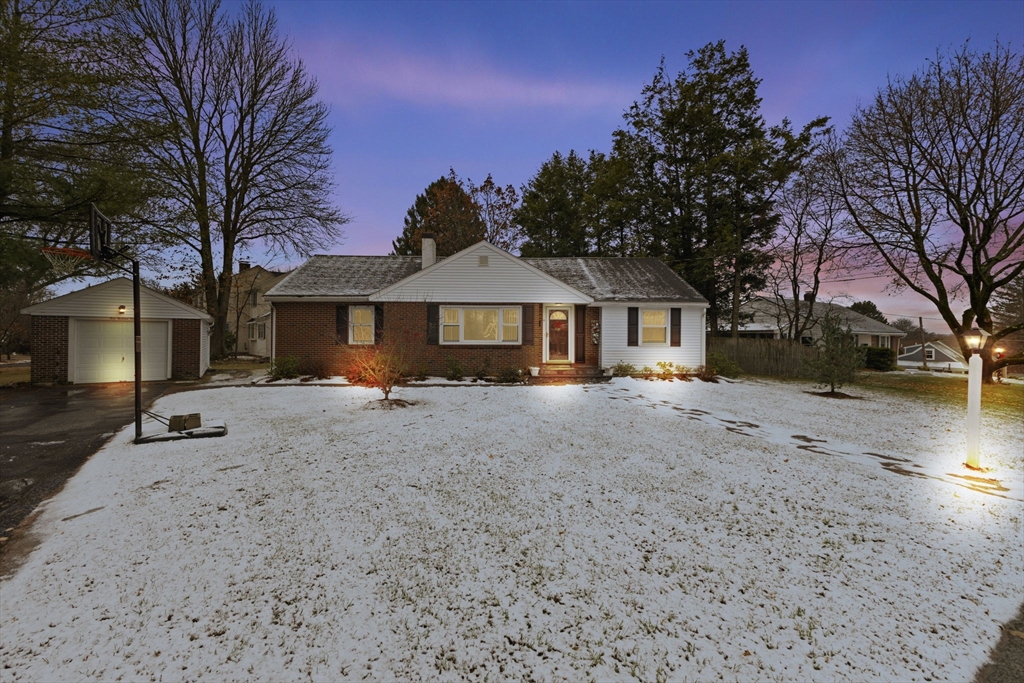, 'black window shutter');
627,307,639,346
374,305,384,344
336,305,348,344
426,304,439,345
521,305,534,345
575,306,586,362
670,308,681,347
